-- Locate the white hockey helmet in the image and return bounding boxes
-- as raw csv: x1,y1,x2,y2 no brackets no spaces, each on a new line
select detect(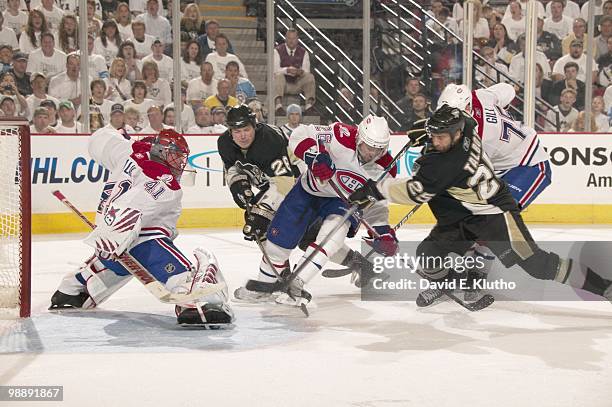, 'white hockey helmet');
356,115,390,163
437,83,472,112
